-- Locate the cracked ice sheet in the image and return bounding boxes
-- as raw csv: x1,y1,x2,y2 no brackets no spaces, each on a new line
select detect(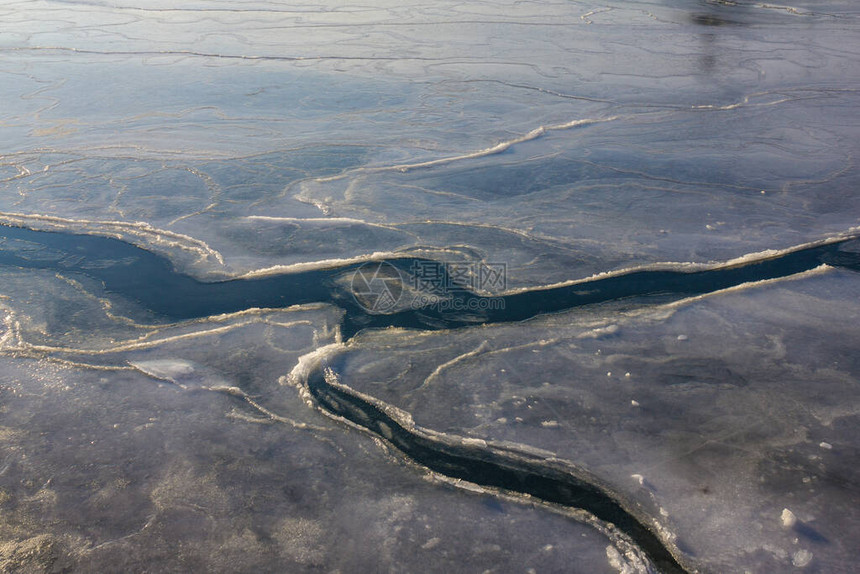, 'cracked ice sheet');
0,0,859,571
0,275,627,573
1,0,858,280
332,268,860,573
